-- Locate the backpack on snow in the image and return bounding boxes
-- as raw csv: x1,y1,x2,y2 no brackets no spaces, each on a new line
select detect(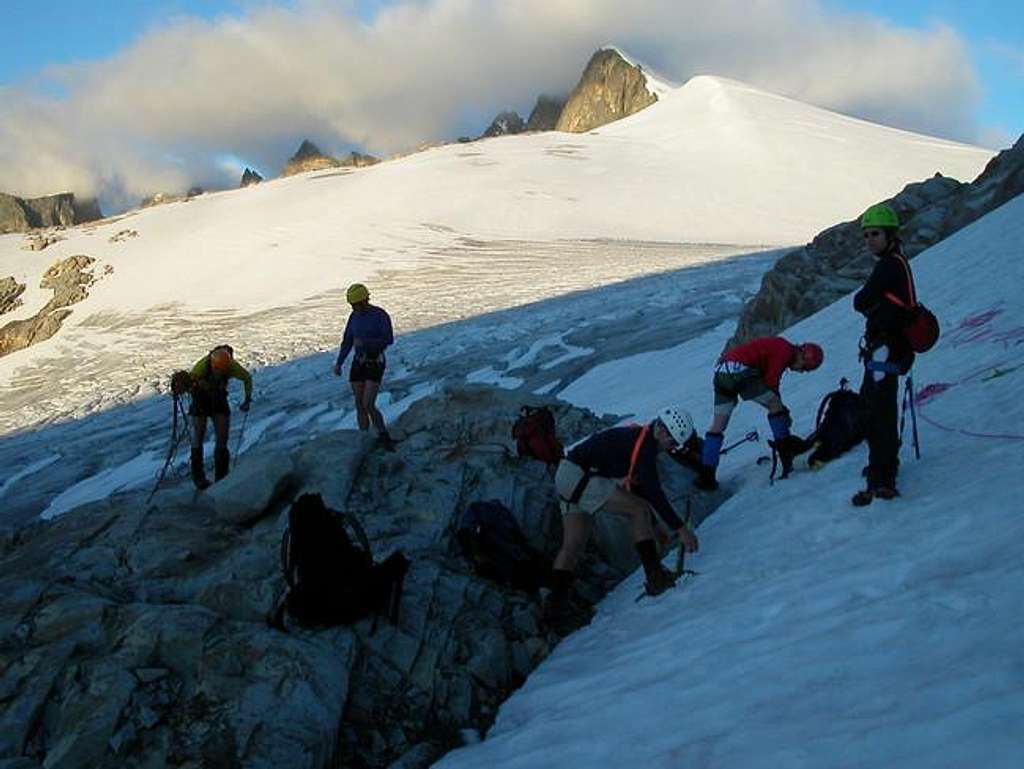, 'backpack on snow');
271,493,409,630
456,500,551,595
806,379,866,467
511,405,563,464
